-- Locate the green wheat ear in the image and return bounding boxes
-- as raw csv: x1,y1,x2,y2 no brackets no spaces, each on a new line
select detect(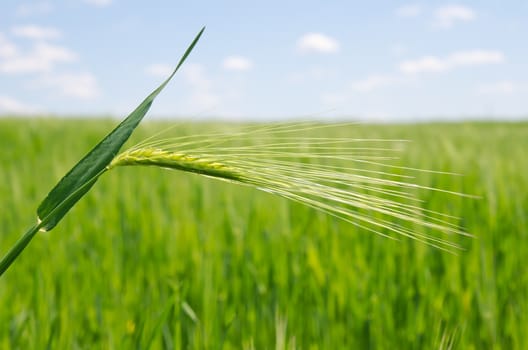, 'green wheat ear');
0,27,205,277
110,122,473,252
